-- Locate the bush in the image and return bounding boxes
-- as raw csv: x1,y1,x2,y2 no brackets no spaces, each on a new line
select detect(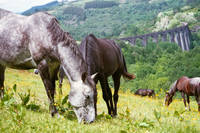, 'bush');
84,1,118,9
119,40,200,94
63,7,86,21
